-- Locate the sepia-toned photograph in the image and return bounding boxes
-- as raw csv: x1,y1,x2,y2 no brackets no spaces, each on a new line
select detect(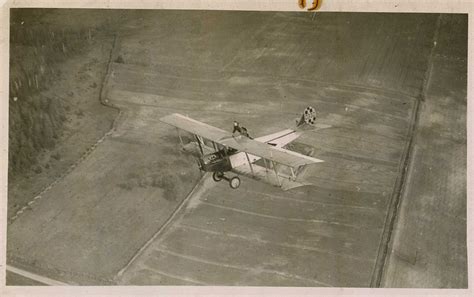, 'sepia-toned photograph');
3,3,469,291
